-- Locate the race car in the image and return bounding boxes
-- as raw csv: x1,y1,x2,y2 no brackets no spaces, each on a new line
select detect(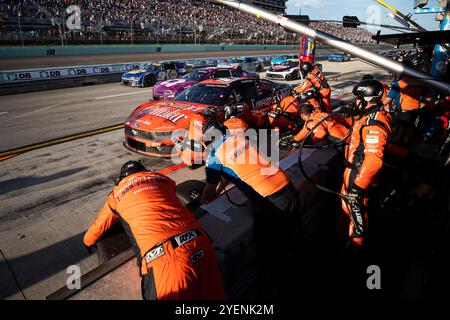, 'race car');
328,53,351,62
121,61,189,87
271,54,299,66
217,56,265,72
152,66,258,100
124,77,291,157
265,59,301,81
